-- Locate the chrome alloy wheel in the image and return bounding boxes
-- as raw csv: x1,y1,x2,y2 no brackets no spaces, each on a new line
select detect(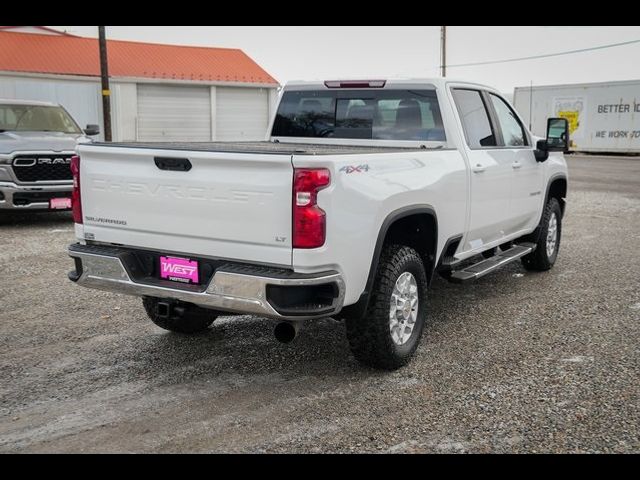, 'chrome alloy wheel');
546,212,558,258
389,272,419,346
